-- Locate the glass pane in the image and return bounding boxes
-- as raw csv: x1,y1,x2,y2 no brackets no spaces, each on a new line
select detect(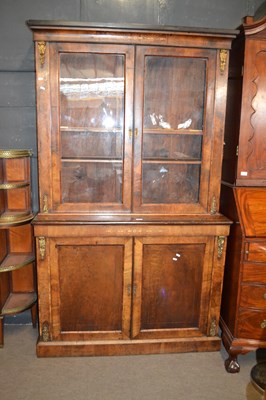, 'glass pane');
144,56,206,130
143,134,202,160
61,161,122,203
59,53,125,203
142,55,206,205
61,130,122,159
142,163,200,204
